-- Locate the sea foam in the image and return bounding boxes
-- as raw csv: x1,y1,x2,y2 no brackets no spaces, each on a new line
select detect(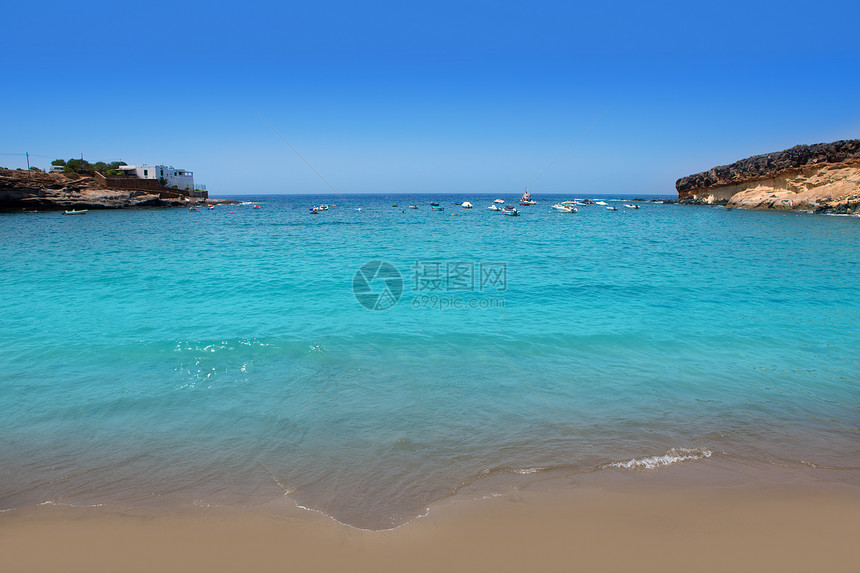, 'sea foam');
606,448,712,470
